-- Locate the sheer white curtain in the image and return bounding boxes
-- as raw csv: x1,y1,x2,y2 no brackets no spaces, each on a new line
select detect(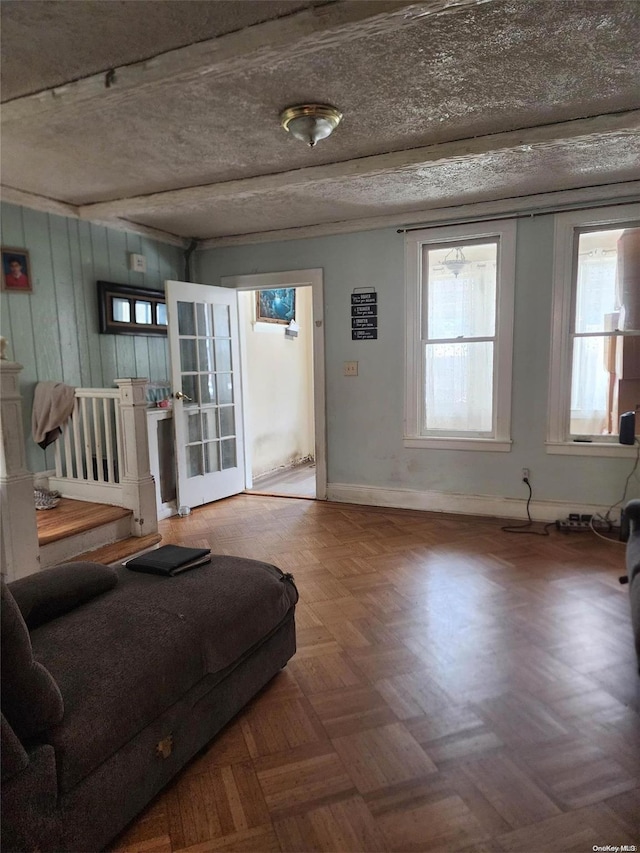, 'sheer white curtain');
424,251,496,433
570,254,617,435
